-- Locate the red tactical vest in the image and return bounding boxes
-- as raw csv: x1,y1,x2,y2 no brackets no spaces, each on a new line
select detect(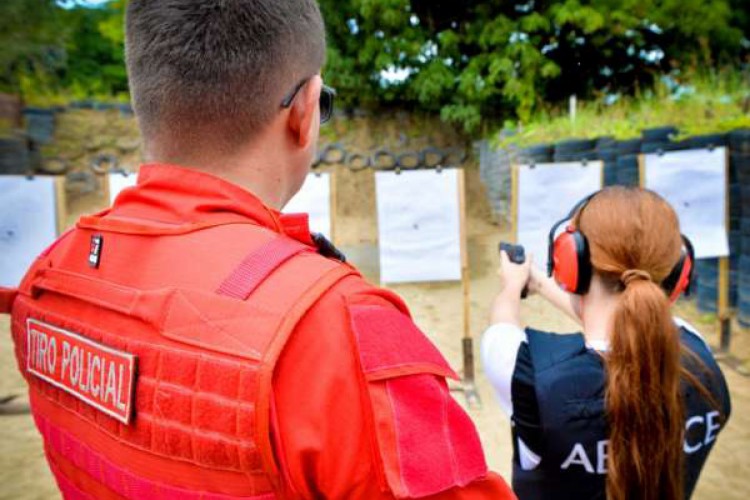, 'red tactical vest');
1,216,357,499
